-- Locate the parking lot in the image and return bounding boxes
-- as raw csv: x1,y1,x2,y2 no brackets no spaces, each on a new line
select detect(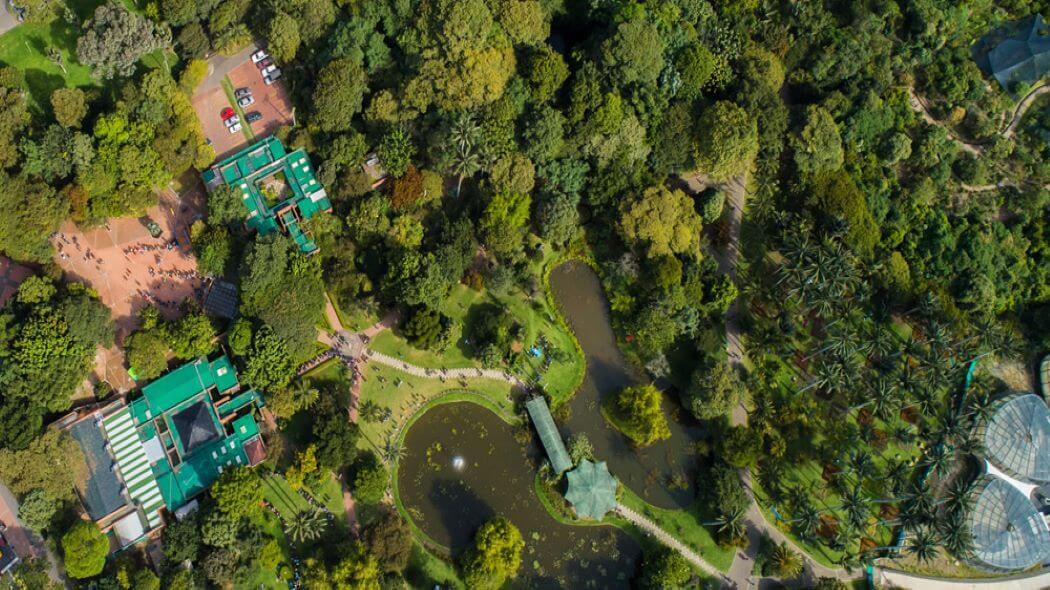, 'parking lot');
228,58,293,138
191,49,293,159
193,86,247,159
